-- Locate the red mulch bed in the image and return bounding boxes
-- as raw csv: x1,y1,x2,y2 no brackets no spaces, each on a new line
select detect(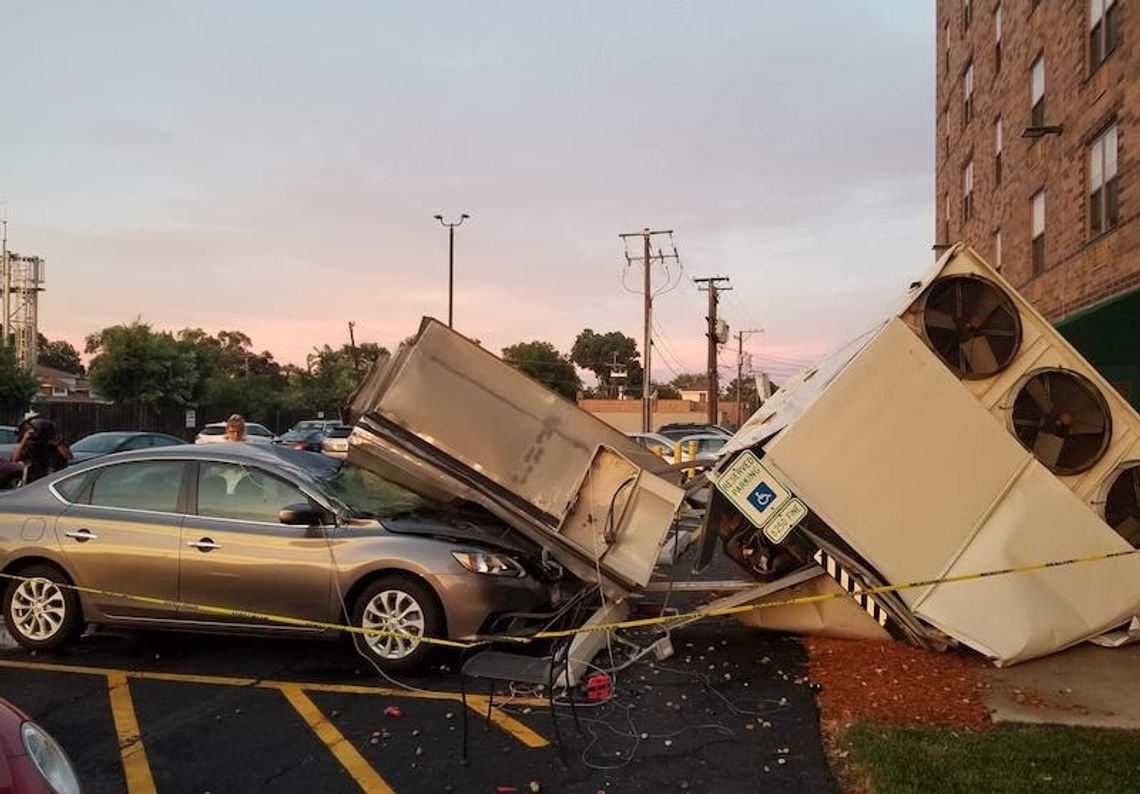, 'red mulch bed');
803,637,994,794
804,636,992,734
